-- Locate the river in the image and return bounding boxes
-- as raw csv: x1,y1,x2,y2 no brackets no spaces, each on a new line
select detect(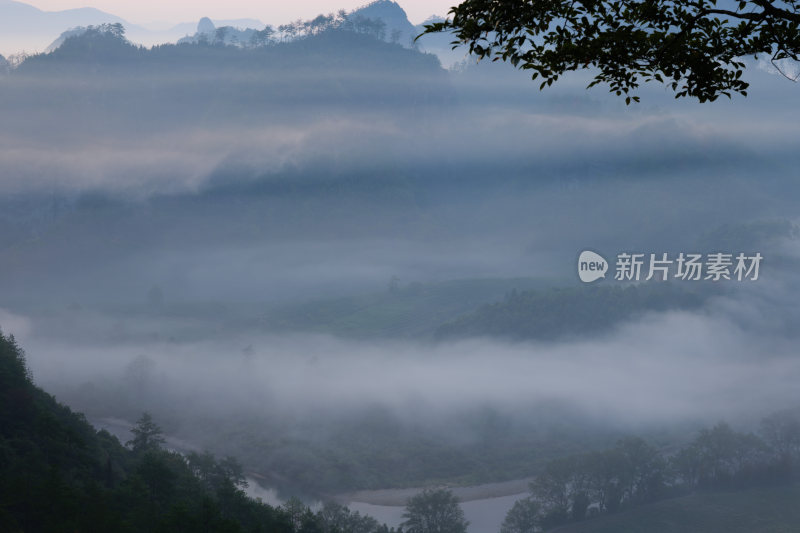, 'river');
91,417,528,533
347,493,525,533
